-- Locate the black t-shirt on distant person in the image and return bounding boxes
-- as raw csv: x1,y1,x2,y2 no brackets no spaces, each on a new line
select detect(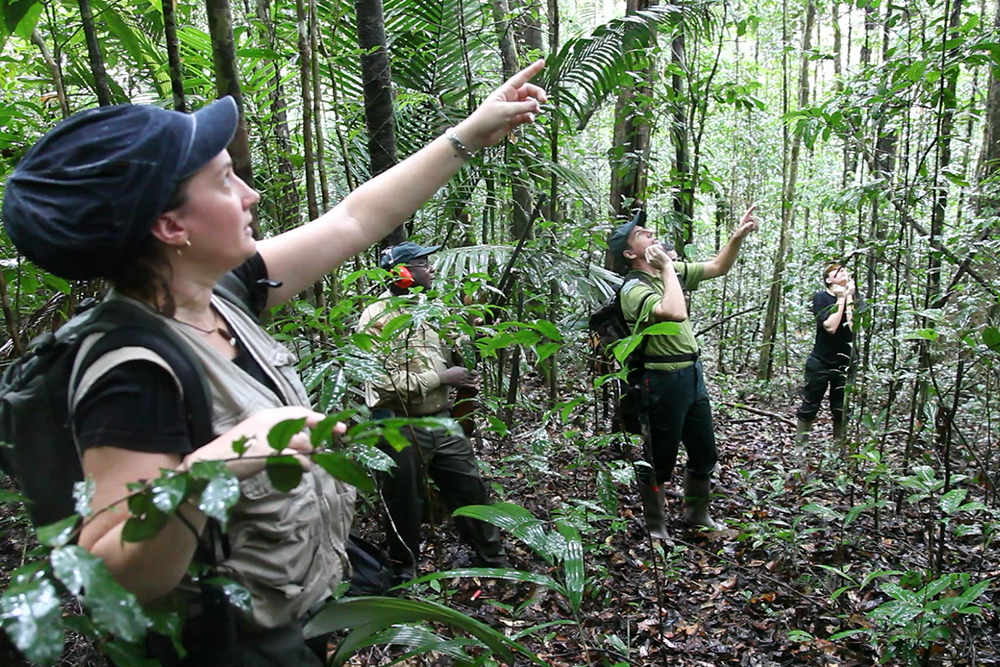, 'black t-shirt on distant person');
74,253,281,455
808,290,853,369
